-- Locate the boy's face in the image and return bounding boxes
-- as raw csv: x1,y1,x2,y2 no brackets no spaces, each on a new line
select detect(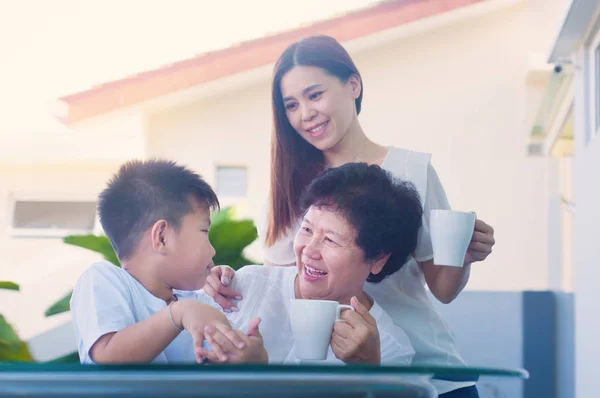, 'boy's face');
163,200,215,291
